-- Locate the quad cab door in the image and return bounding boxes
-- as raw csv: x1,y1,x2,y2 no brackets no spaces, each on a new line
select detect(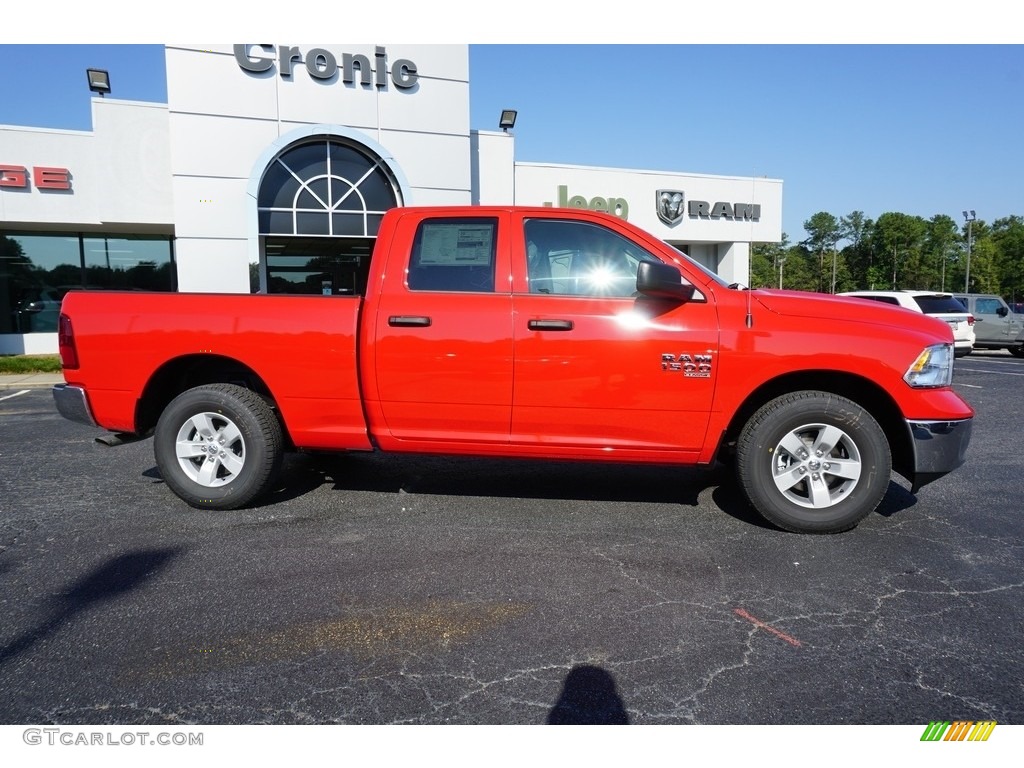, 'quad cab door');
368,212,513,446
510,212,720,458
